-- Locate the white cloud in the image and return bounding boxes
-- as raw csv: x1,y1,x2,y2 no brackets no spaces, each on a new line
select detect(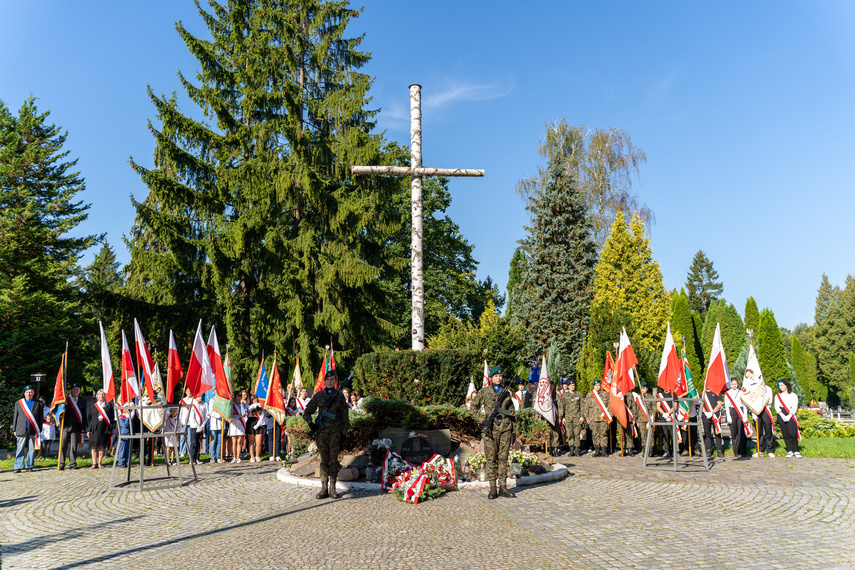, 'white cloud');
423,79,515,109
